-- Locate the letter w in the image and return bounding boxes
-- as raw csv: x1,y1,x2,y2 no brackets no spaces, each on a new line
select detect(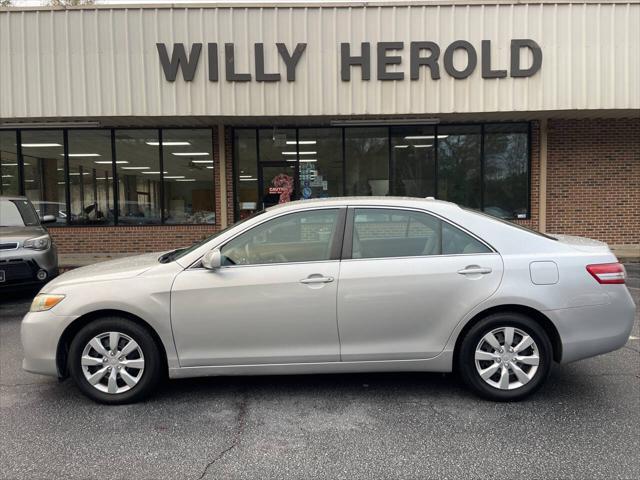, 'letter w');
156,43,202,82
